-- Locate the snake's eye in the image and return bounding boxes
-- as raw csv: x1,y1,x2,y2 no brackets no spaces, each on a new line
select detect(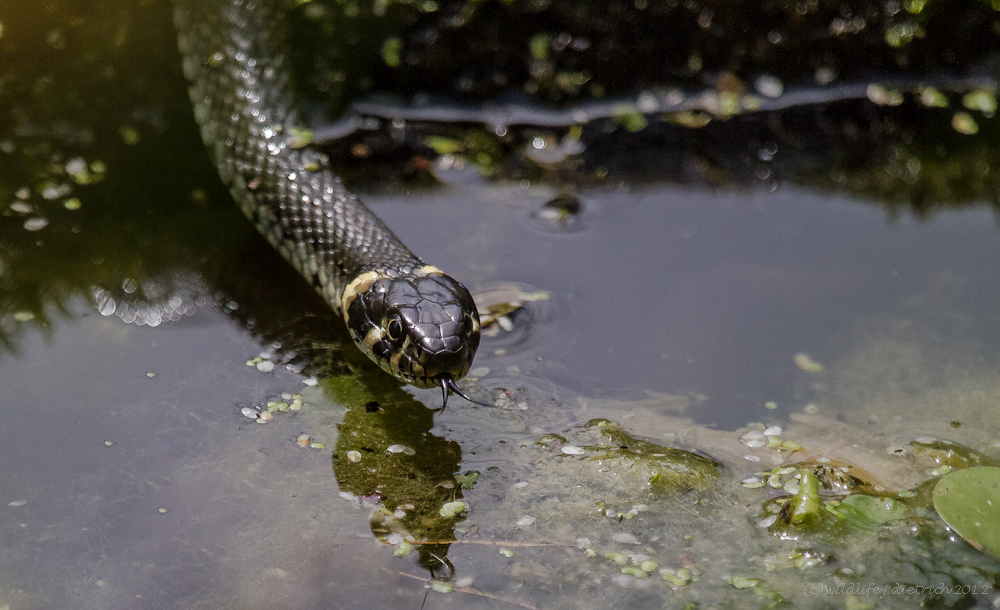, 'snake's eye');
386,316,404,342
